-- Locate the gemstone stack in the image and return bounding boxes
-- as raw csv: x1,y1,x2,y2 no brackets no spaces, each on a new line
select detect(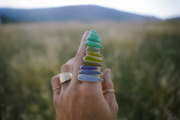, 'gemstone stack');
78,30,104,82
